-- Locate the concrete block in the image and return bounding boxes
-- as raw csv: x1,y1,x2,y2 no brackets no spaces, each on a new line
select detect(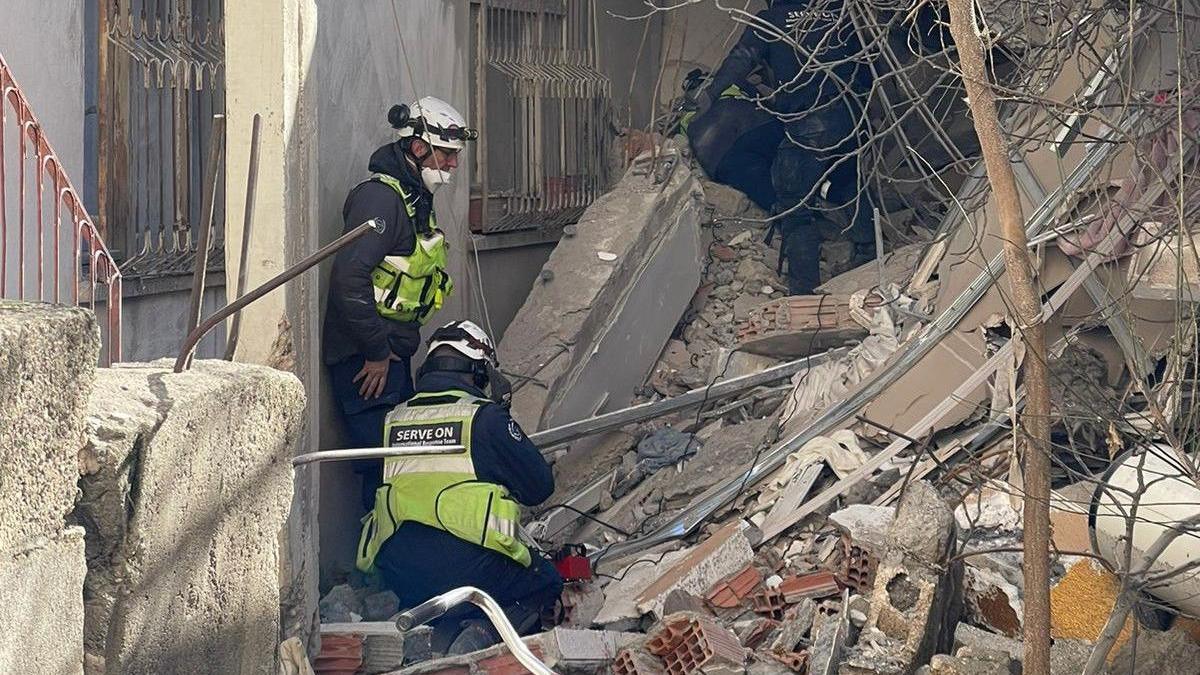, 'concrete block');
76,360,306,675
864,483,961,672
635,522,757,619
0,527,87,675
0,301,99,552
498,164,704,431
